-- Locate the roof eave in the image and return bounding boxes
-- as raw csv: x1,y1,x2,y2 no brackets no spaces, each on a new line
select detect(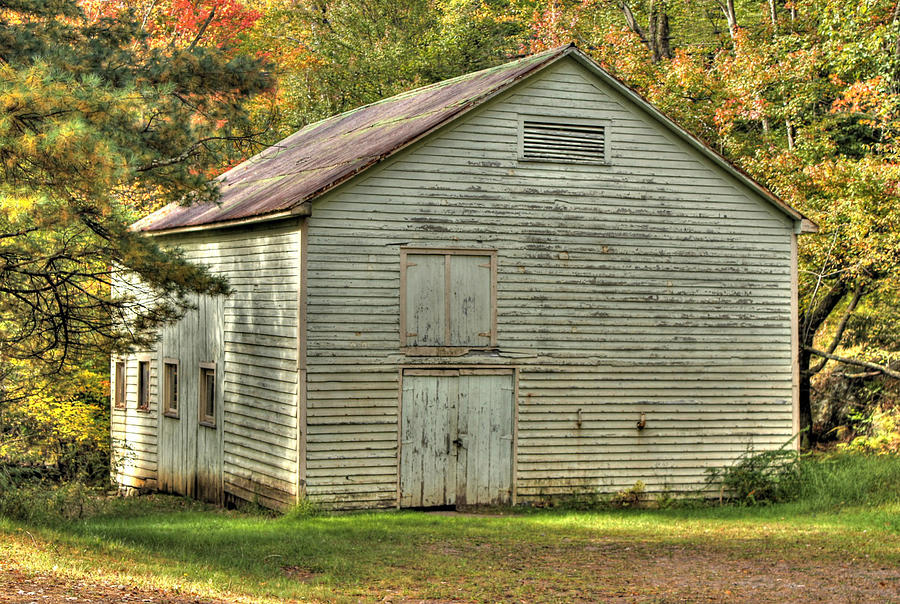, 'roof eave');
140,203,310,237
136,45,577,235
